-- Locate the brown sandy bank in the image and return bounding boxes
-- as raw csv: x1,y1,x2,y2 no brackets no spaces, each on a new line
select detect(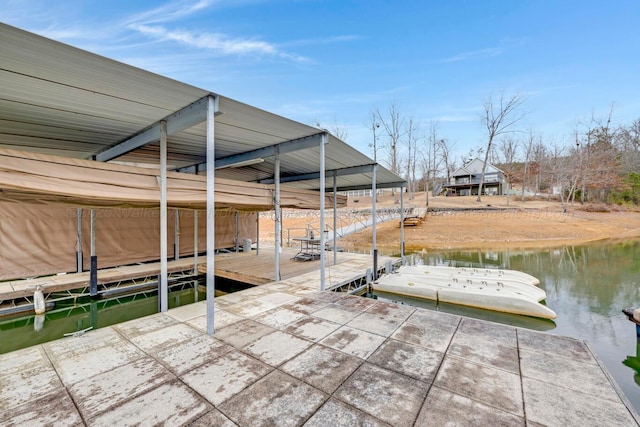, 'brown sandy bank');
260,194,640,251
